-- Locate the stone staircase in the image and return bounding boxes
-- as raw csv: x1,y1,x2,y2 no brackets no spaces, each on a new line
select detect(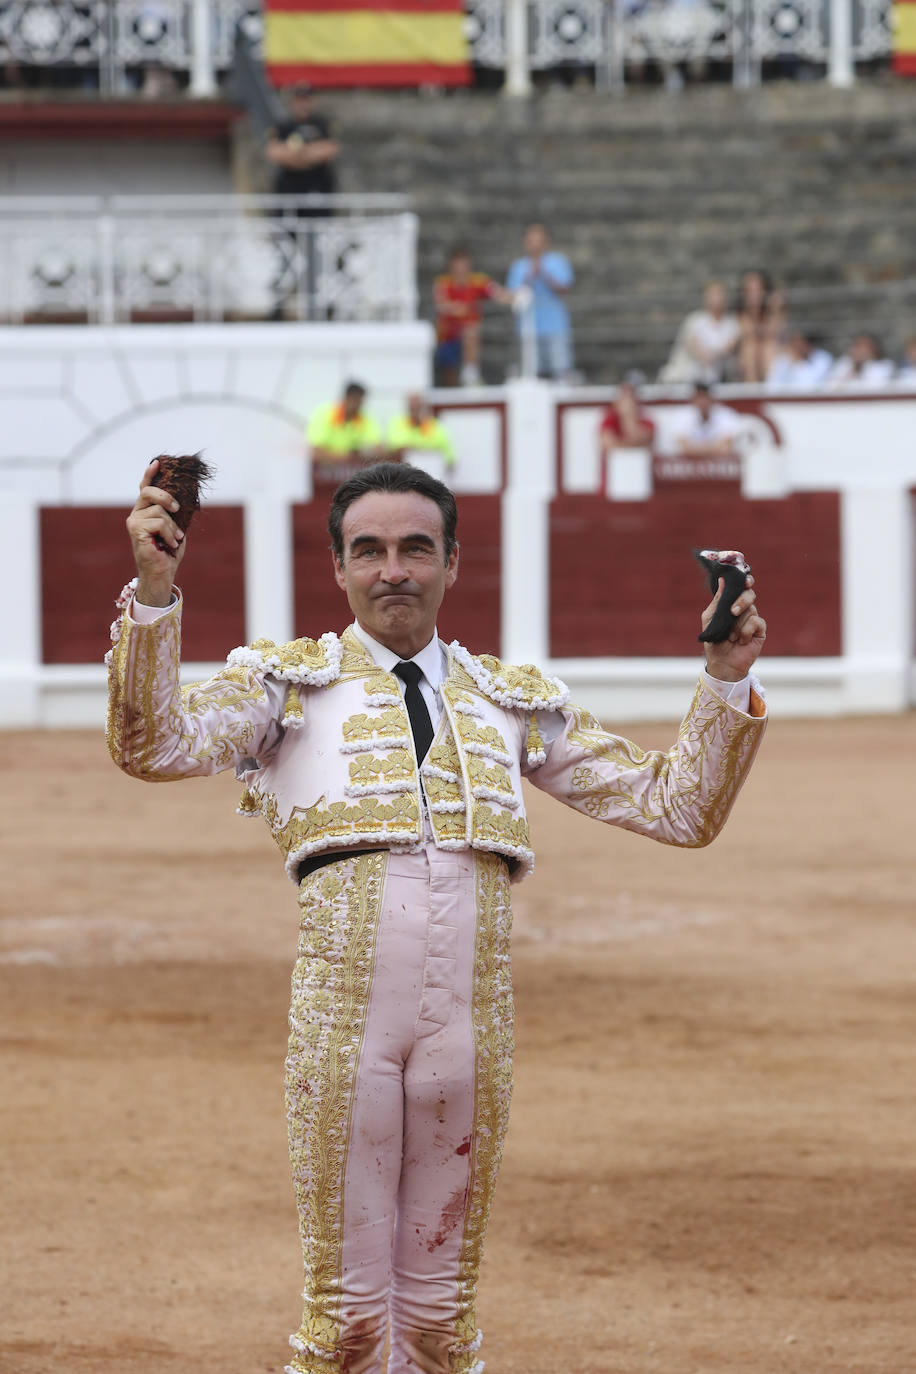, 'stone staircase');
240,80,916,383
